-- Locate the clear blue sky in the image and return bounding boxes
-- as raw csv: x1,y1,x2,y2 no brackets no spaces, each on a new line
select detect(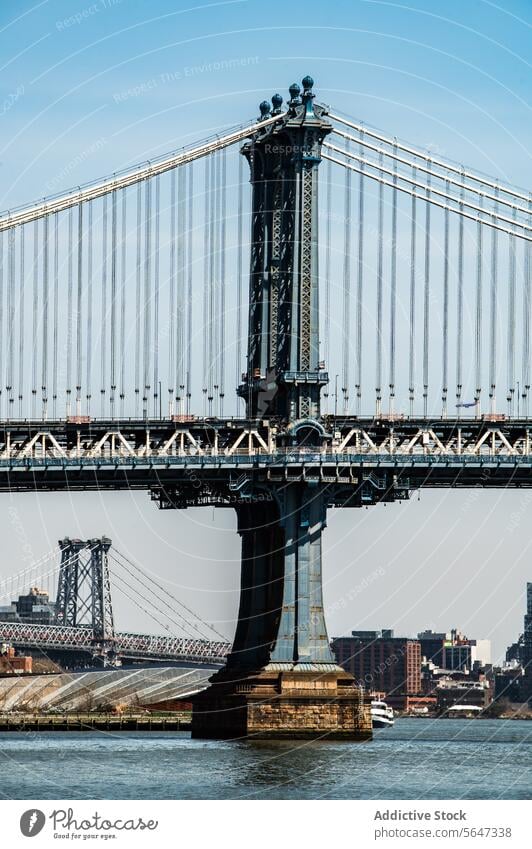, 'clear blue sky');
0,0,531,661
